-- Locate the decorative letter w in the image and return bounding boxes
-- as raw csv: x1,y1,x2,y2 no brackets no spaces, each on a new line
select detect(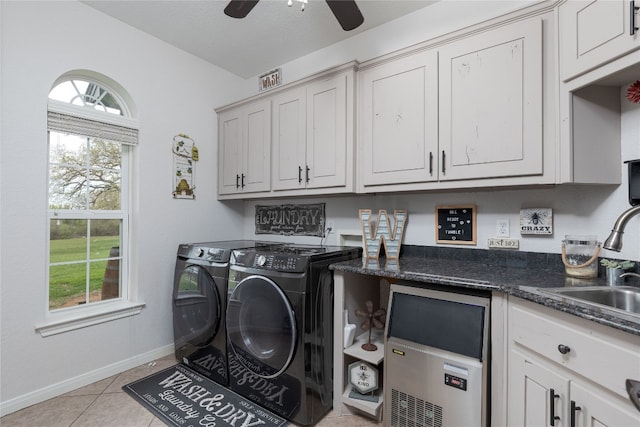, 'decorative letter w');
359,209,408,260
